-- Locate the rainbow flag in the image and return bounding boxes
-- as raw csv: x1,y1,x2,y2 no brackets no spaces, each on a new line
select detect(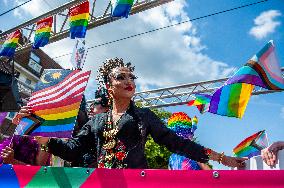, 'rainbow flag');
69,1,89,39
111,0,134,18
226,40,284,90
208,41,283,118
32,16,53,49
15,69,91,138
187,94,211,114
209,83,254,118
233,130,268,158
0,30,21,58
